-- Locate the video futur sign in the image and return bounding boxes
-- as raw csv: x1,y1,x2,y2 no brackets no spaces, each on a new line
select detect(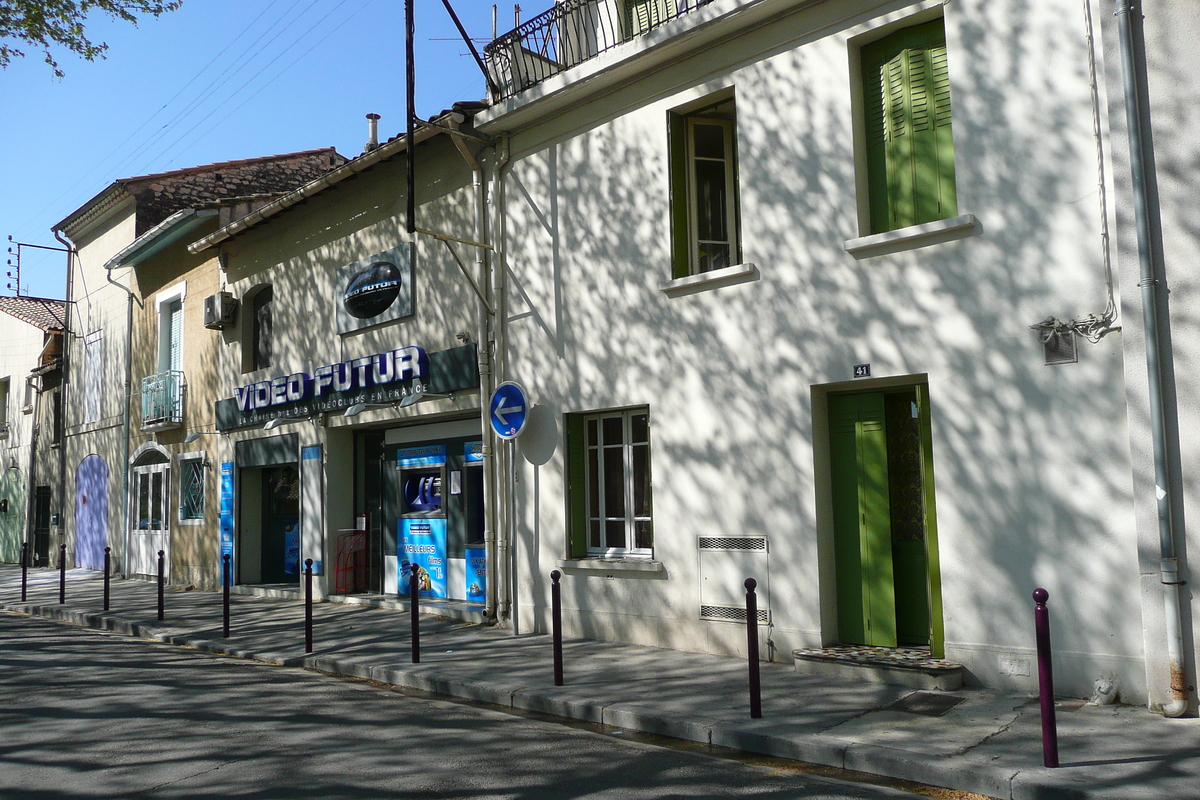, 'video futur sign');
214,343,479,431
234,346,427,412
